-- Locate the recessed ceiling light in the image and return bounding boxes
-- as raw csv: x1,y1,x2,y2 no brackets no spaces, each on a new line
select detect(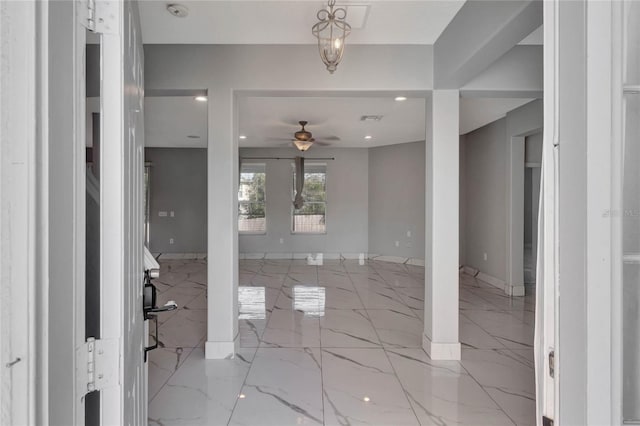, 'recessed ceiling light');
364,135,373,140
394,96,407,102
360,115,383,122
239,135,247,140
363,396,371,402
238,394,246,399
194,96,207,102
